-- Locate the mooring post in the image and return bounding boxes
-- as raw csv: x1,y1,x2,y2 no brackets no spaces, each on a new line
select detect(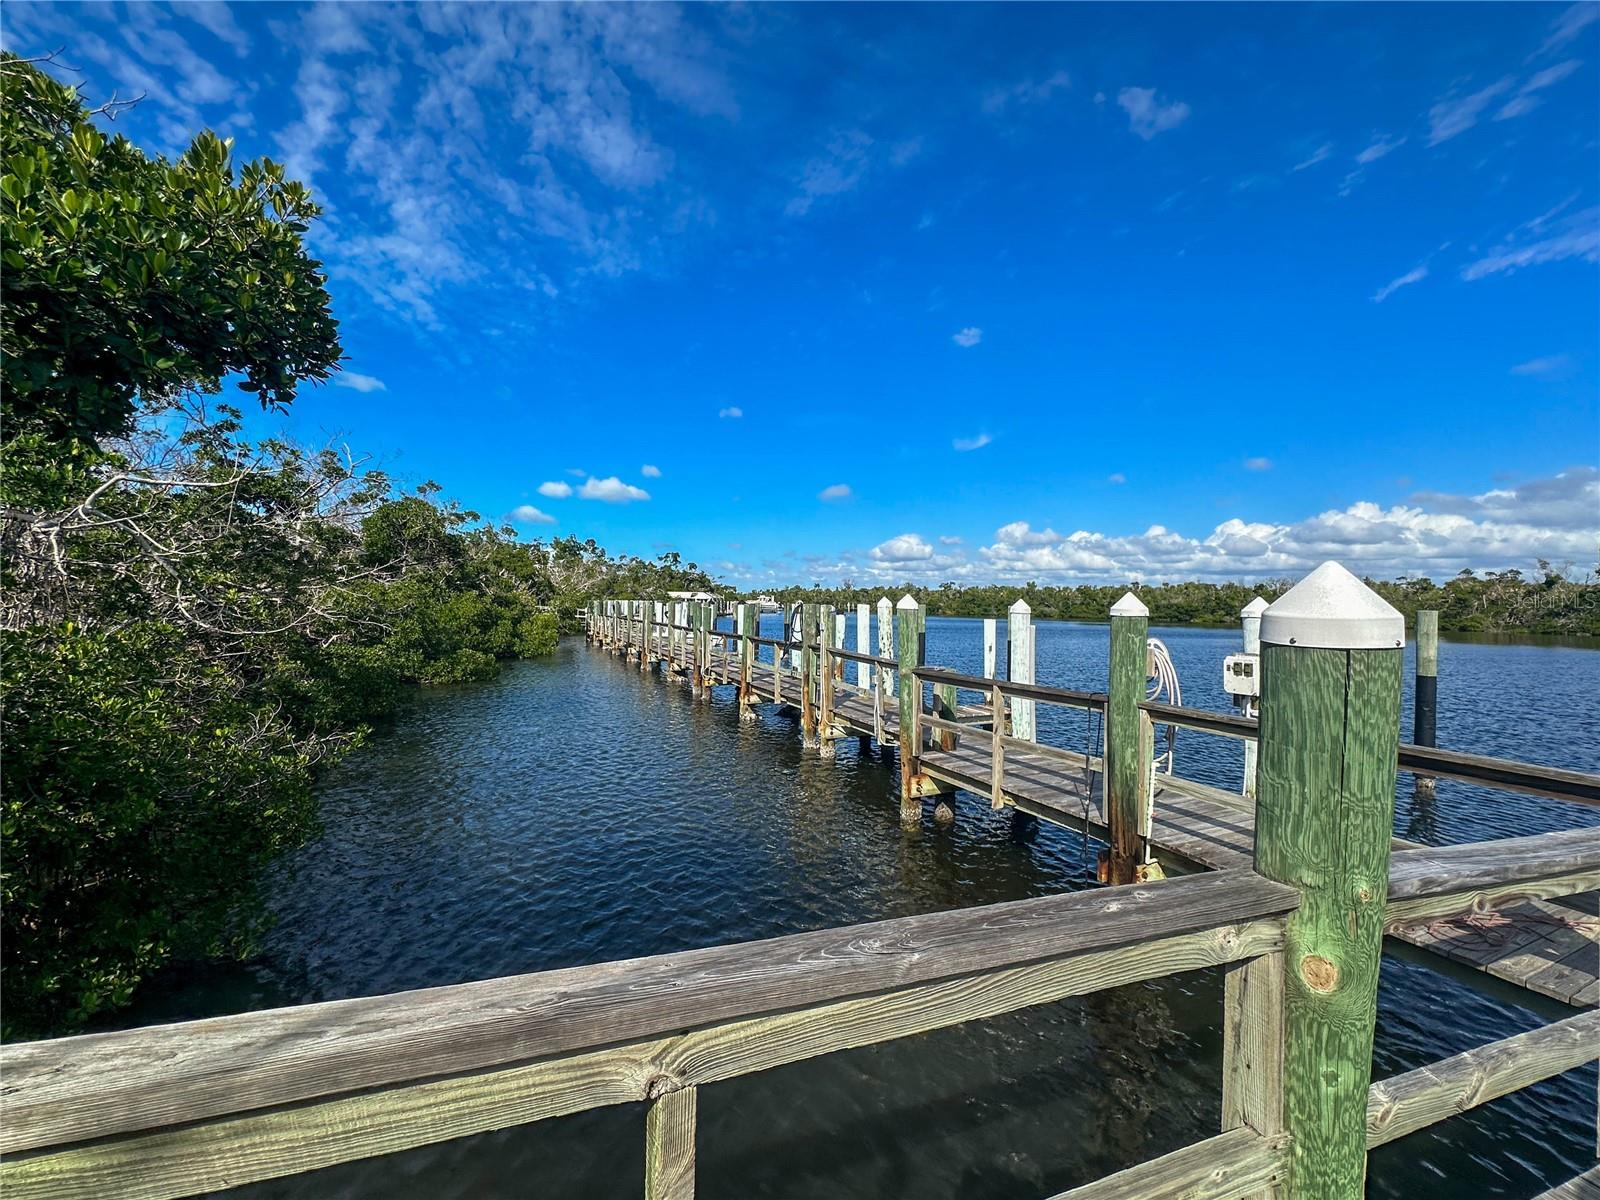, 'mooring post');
895,594,925,822
856,602,871,688
1413,609,1439,800
1240,596,1268,798
1105,591,1151,886
738,602,757,722
877,596,894,693
1255,561,1403,1200
1006,600,1034,741
983,617,997,680
800,601,819,748
817,603,836,757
